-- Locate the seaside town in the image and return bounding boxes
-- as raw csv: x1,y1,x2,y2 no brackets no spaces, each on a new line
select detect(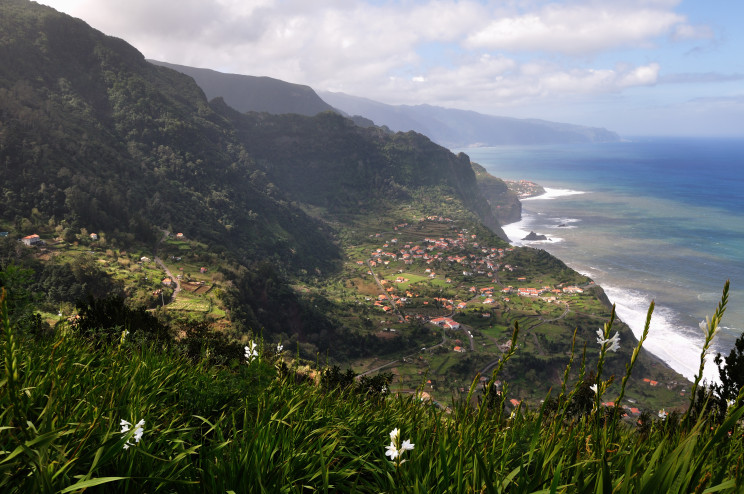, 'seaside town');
347,216,686,414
